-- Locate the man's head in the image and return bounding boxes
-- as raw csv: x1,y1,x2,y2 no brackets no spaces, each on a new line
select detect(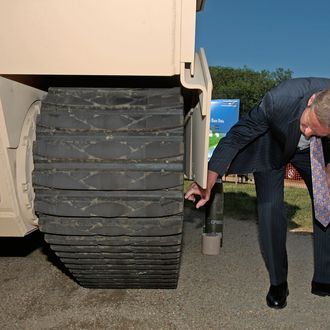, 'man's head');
300,89,330,138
